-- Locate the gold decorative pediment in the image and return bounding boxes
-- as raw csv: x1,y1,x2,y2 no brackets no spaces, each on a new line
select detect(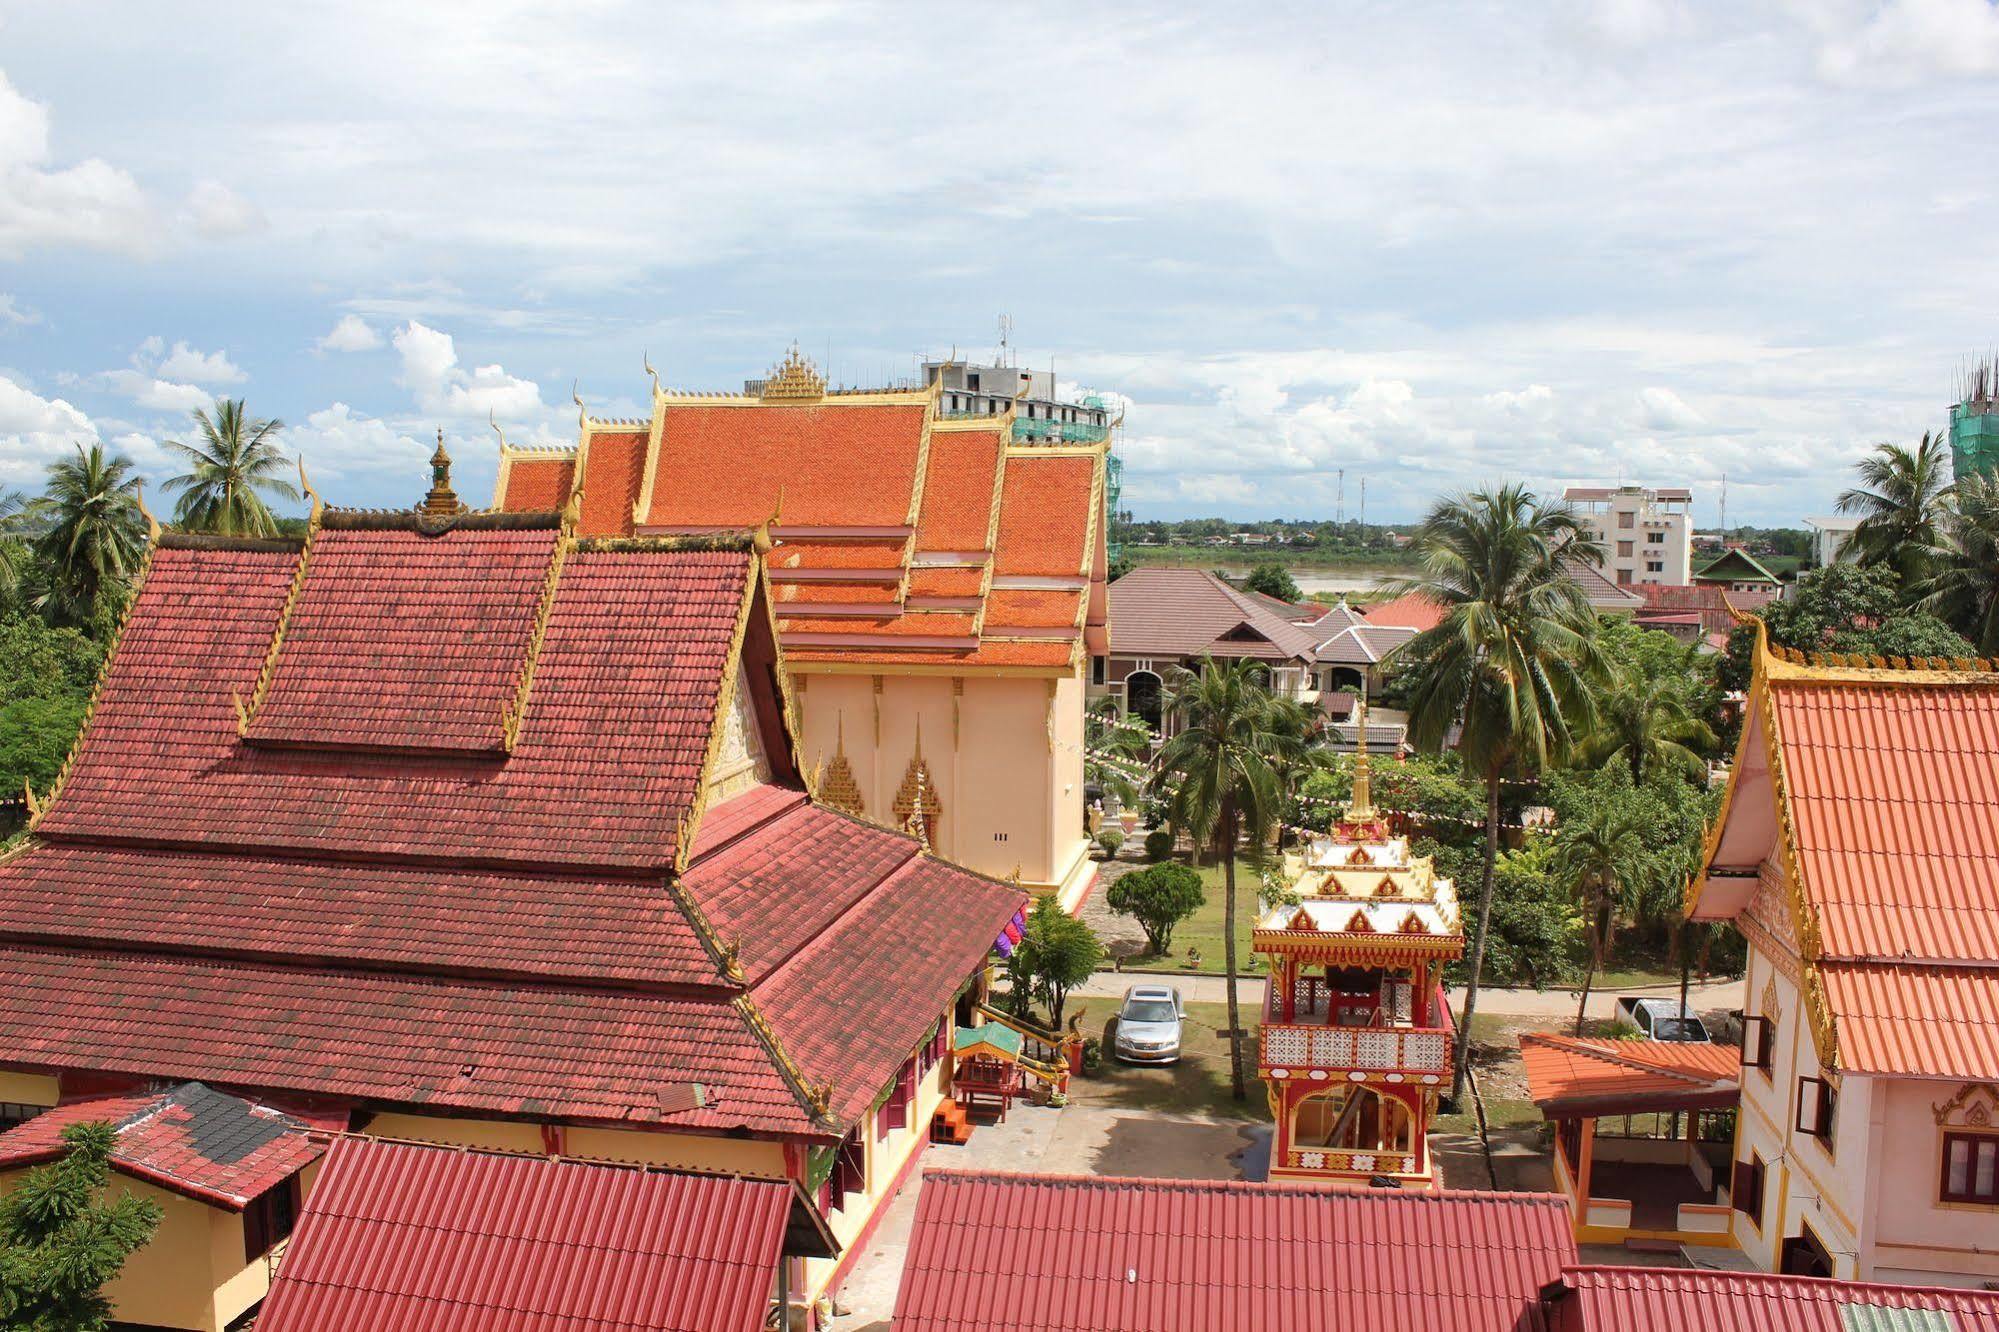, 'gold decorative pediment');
820,714,865,817
1934,1082,1999,1127
892,728,942,849
761,345,826,401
